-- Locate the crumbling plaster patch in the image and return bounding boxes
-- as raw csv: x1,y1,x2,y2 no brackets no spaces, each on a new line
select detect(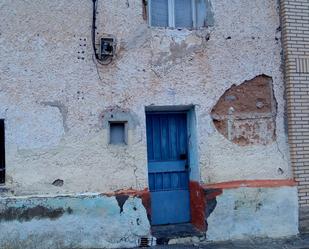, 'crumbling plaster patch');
211,75,277,146
0,0,291,195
